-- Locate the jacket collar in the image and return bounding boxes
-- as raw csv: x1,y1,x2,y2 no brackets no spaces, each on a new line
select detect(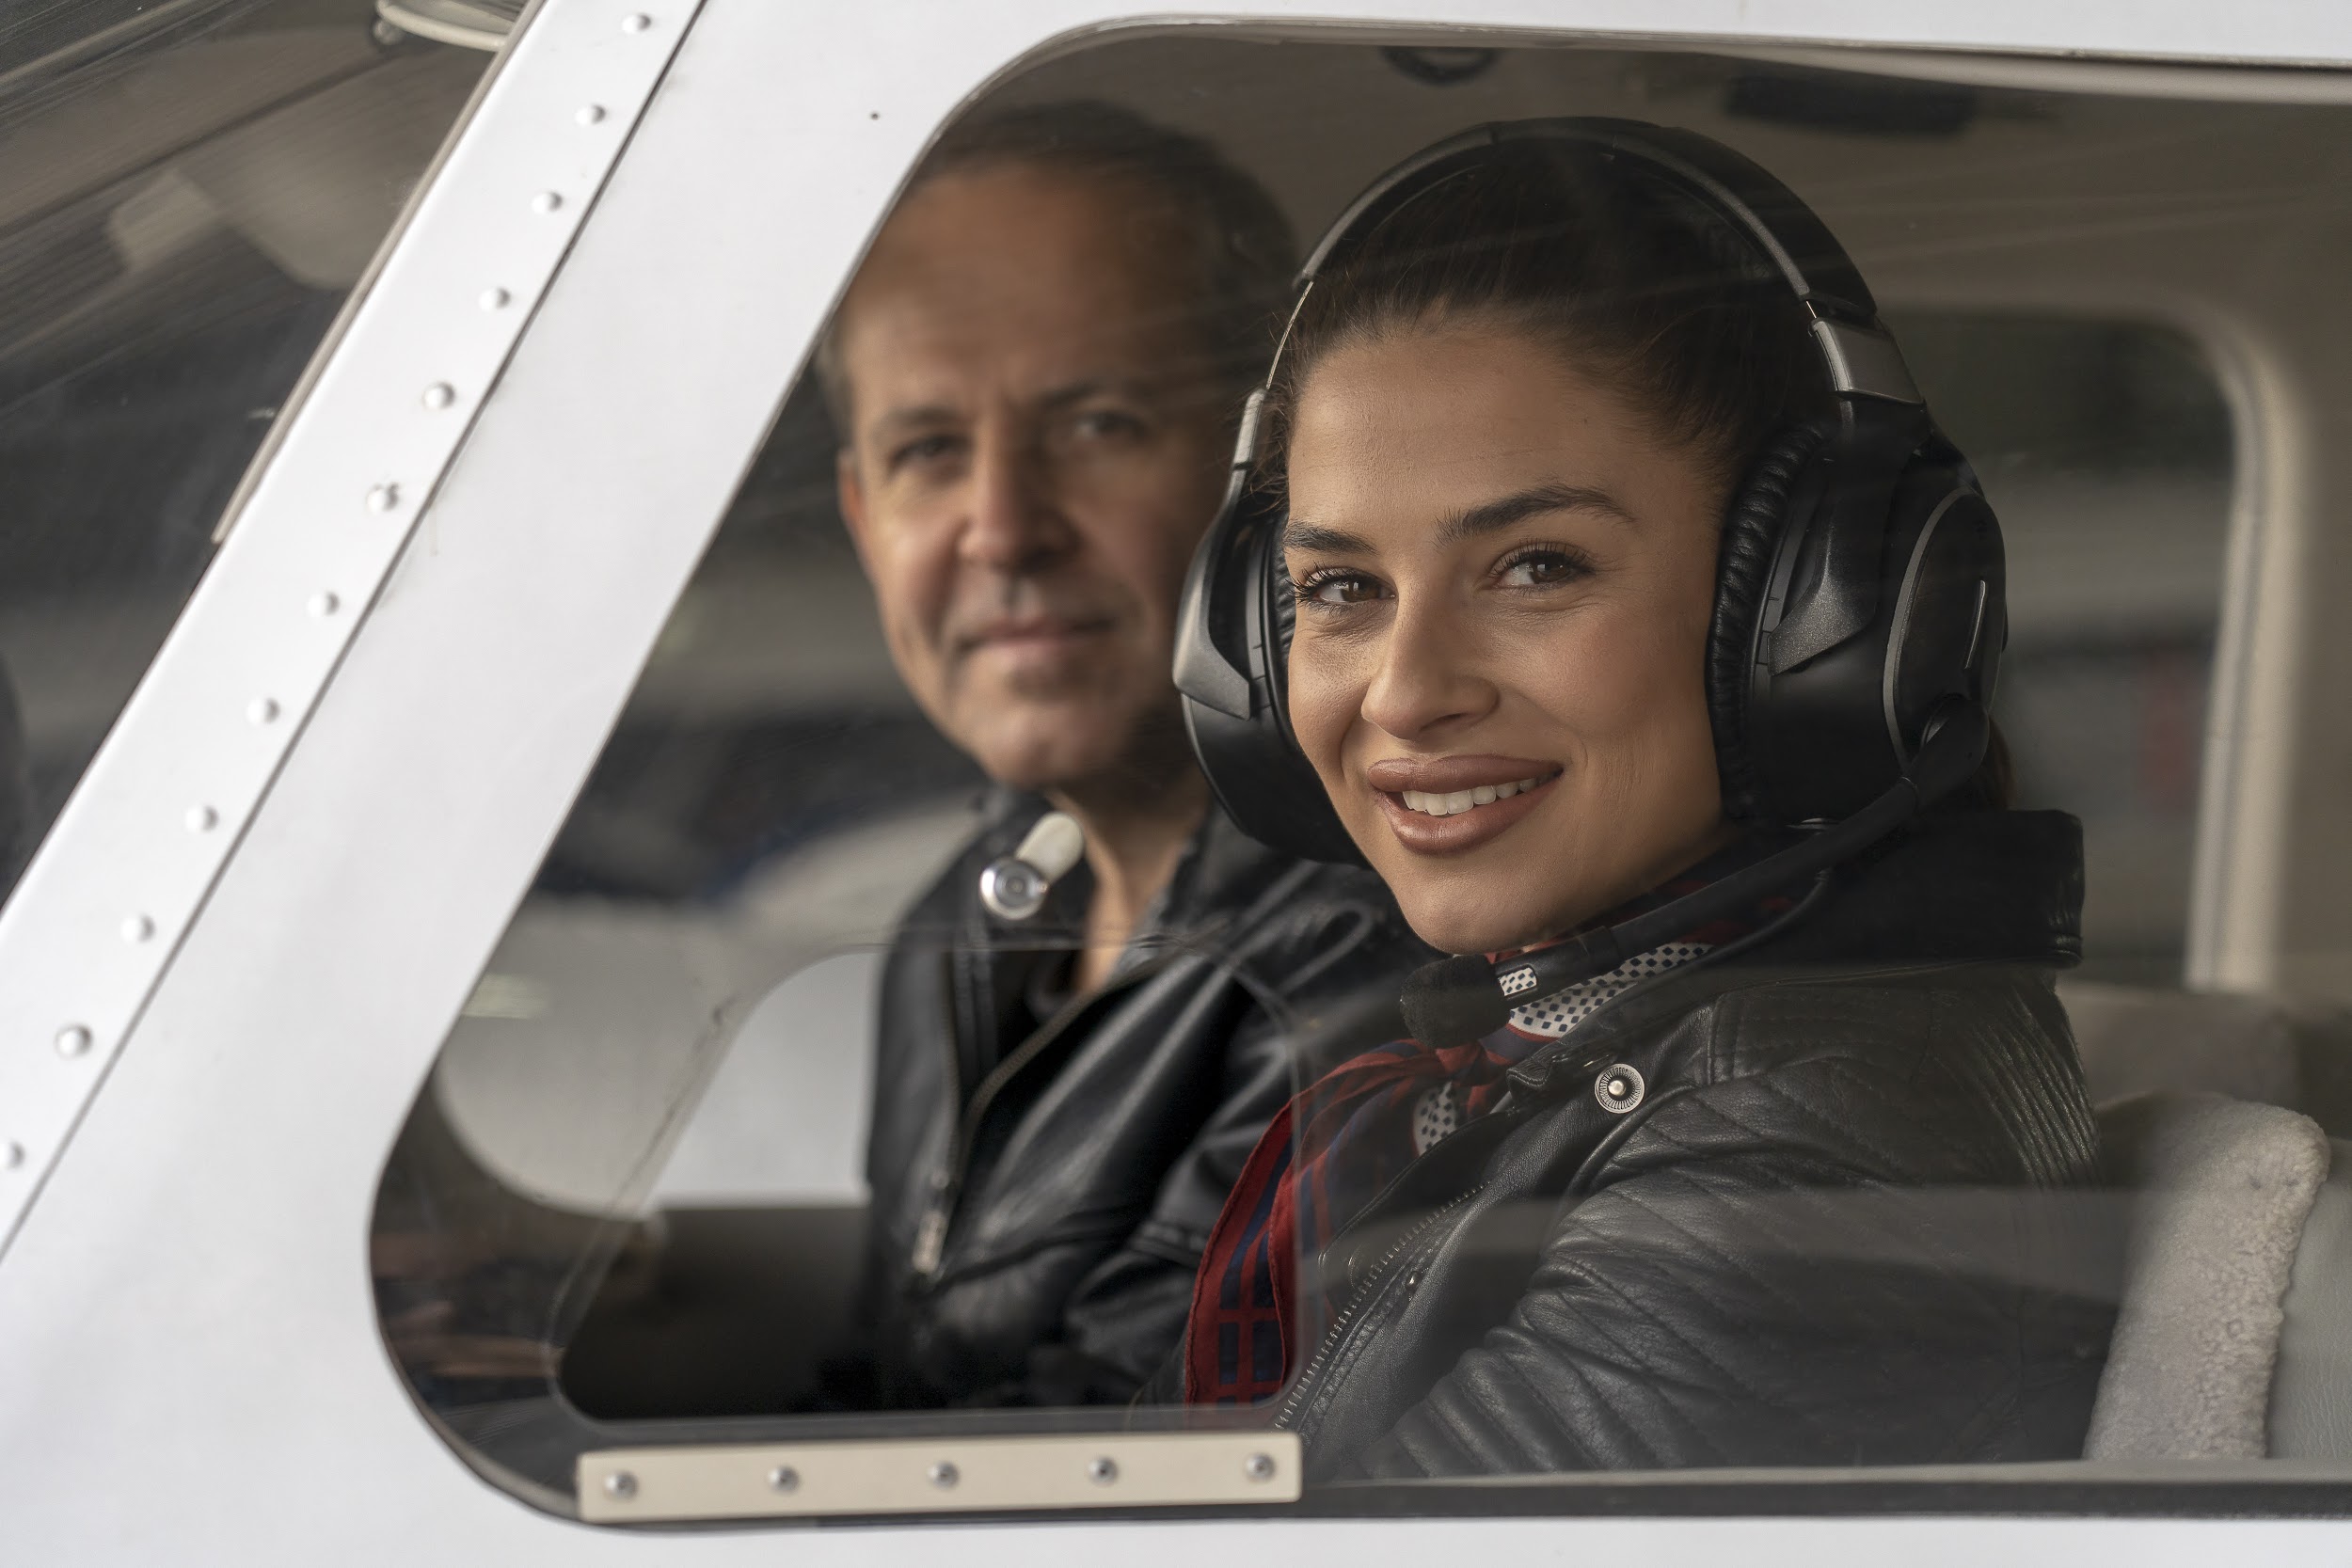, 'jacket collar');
1511,808,2085,1081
